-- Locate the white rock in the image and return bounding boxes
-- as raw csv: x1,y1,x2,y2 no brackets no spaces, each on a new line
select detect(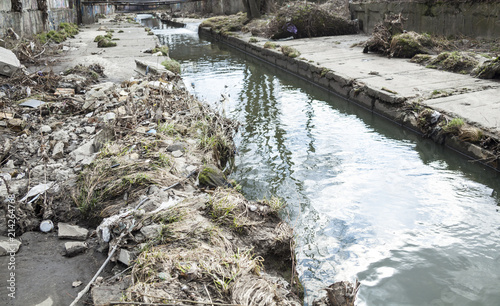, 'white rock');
118,249,135,266
40,125,52,133
0,236,21,255
172,150,183,158
64,241,88,256
58,223,88,241
140,224,162,240
84,126,96,134
52,141,65,159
